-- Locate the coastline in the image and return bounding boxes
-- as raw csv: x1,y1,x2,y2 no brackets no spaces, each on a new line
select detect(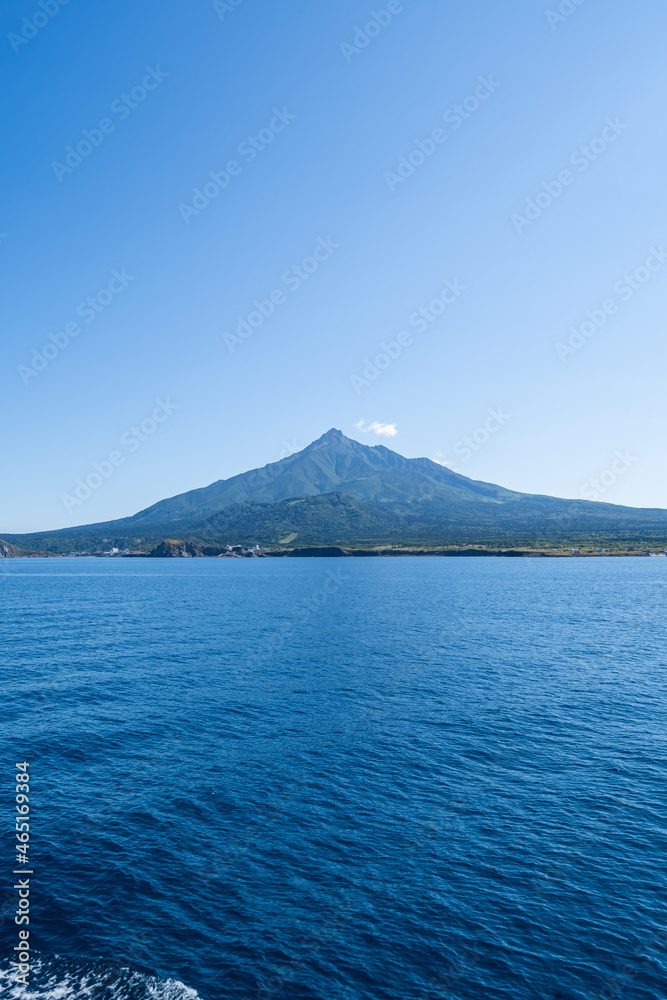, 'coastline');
4,546,666,559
